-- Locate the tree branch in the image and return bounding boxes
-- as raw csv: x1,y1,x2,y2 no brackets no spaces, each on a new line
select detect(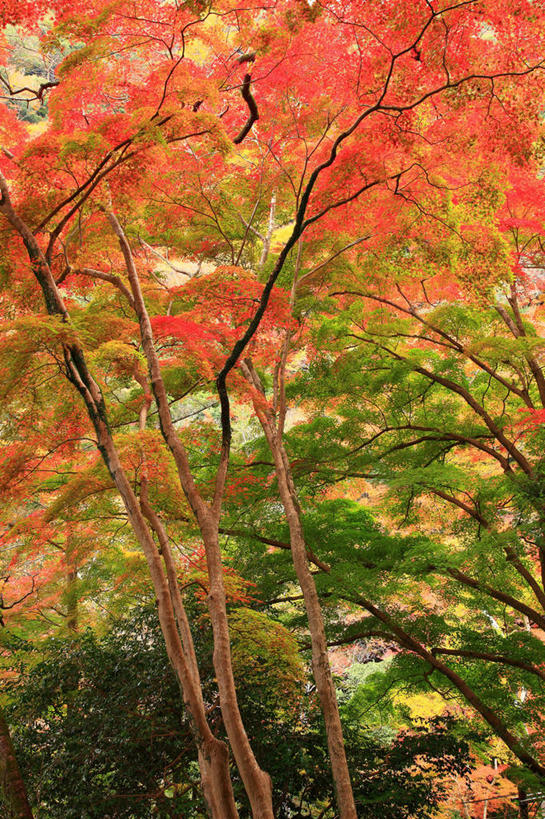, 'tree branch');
346,593,545,778
431,647,545,682
233,73,259,145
